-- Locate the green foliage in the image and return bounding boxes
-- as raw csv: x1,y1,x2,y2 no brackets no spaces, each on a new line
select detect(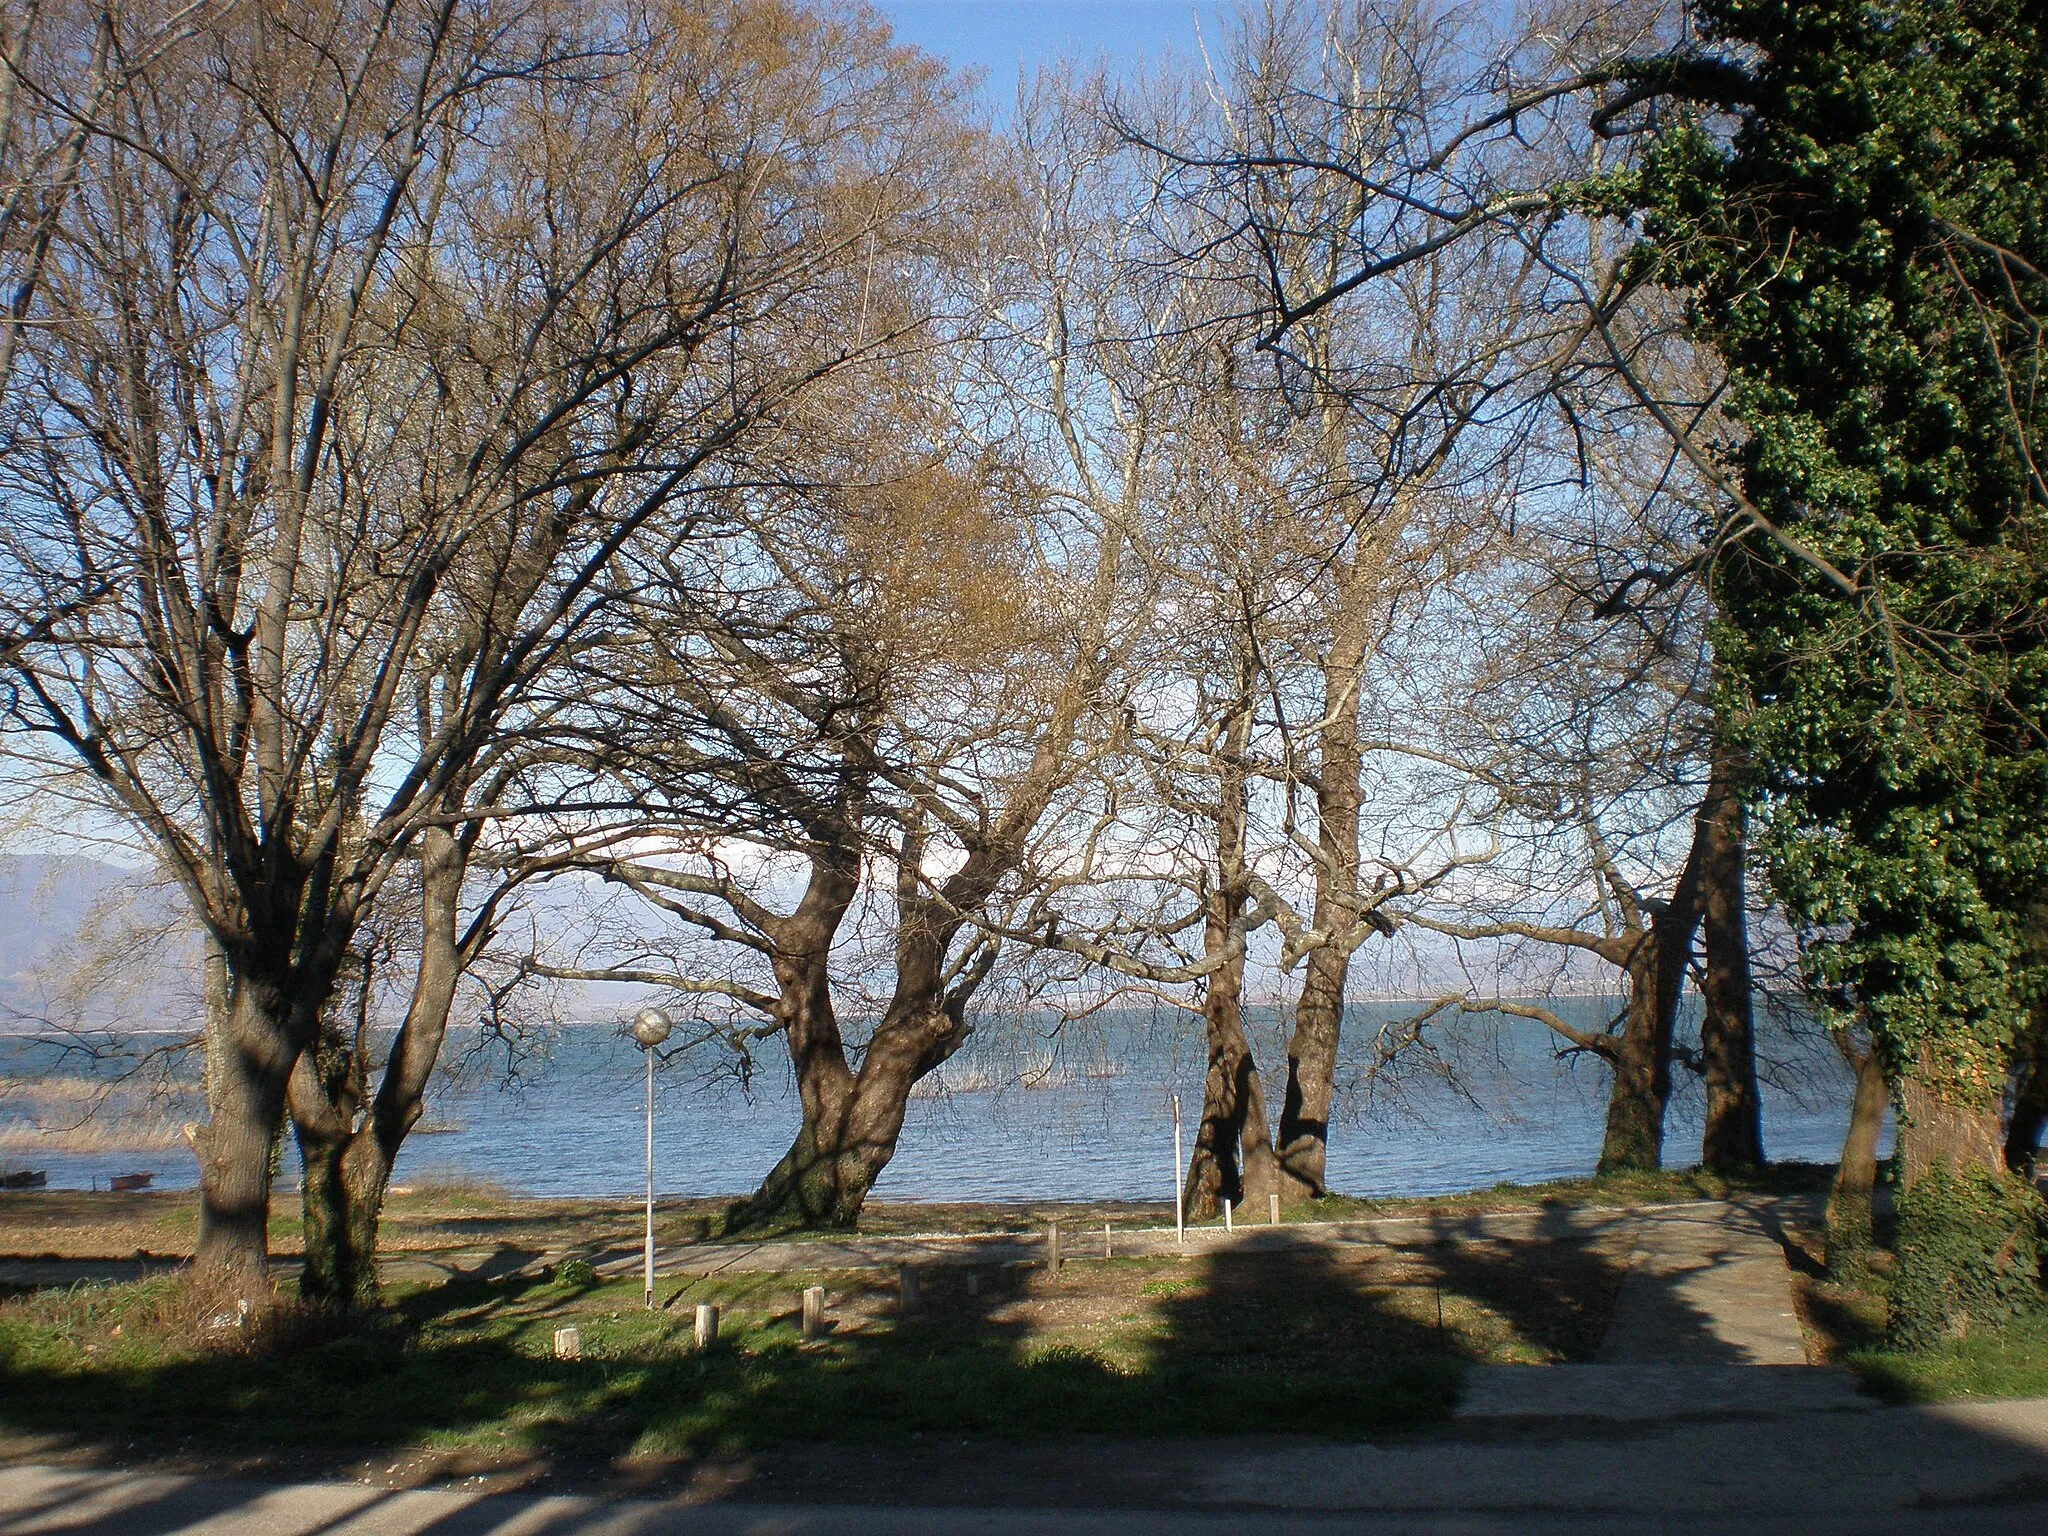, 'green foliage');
1592,0,2048,1202
1889,1163,2047,1347
553,1258,596,1288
